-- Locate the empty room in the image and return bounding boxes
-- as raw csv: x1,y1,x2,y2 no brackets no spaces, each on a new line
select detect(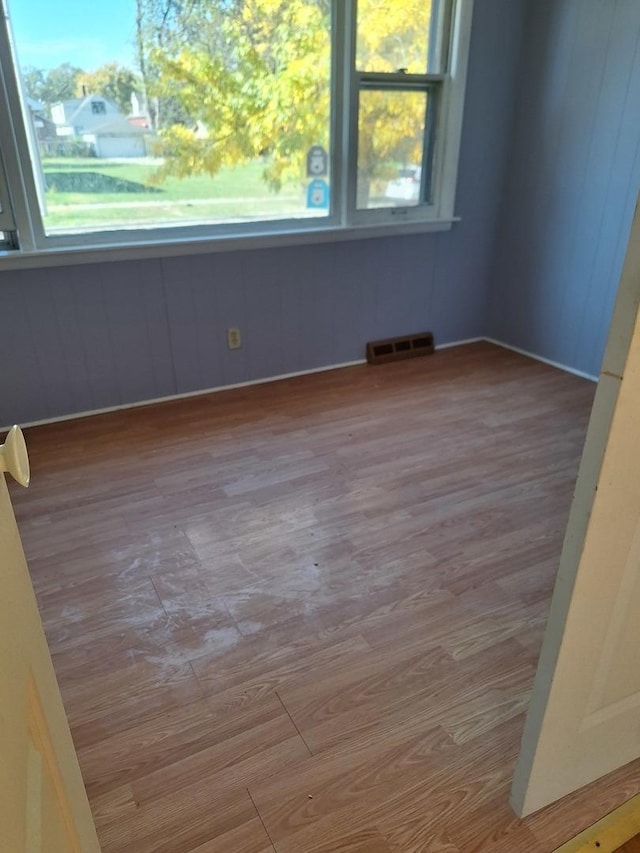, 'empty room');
2,1,640,851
